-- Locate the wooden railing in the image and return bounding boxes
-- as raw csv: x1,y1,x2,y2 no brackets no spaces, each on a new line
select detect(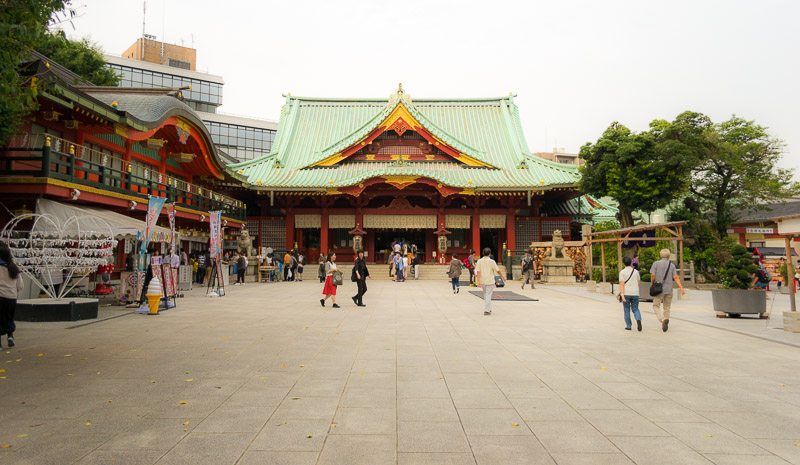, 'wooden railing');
0,135,246,221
